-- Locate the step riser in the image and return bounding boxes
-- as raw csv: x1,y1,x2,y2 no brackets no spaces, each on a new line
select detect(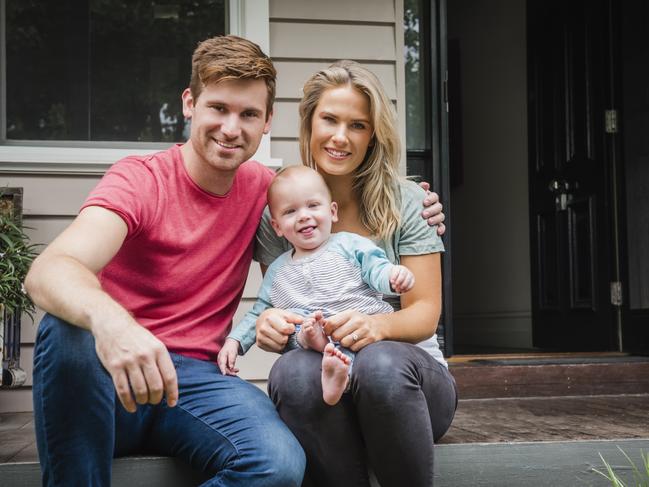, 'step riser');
3,440,648,487
451,362,649,399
